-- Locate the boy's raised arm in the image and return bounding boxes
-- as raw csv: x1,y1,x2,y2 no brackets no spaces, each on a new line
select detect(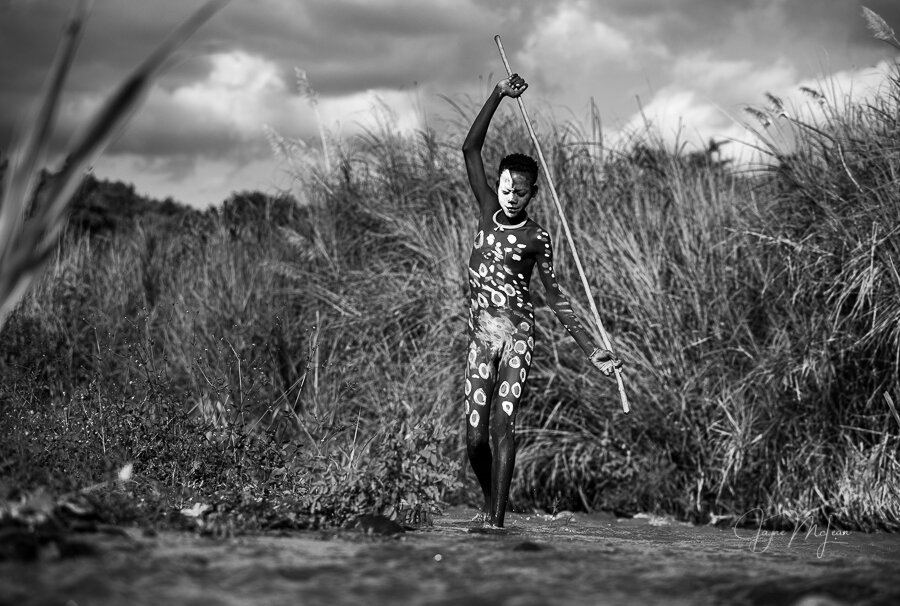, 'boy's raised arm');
461,74,528,210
